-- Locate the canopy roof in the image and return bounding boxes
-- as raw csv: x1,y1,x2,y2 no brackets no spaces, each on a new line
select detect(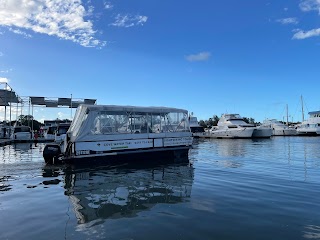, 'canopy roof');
0,89,20,106
68,104,189,142
29,97,96,108
308,111,320,115
85,104,188,114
